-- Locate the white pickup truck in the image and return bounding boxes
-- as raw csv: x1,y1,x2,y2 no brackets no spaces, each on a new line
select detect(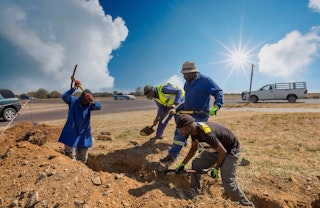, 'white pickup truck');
241,82,308,103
